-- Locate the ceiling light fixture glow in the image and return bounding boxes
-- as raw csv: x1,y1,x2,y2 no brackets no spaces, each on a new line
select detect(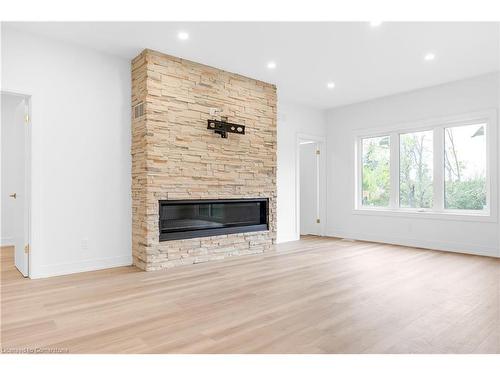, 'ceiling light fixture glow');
424,53,436,61
327,82,336,89
178,31,189,40
370,21,382,27
267,61,277,69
